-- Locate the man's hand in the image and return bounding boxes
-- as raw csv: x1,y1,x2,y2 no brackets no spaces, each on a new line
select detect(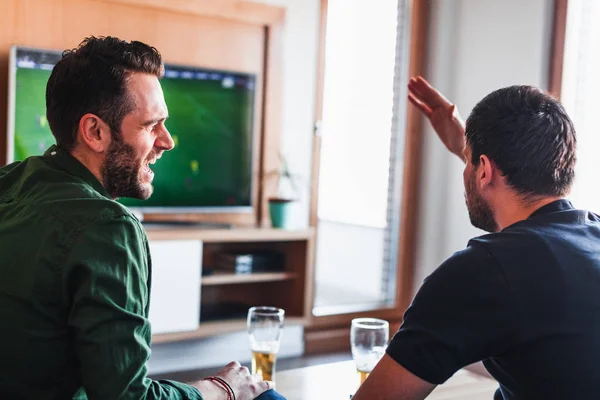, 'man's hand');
408,76,466,161
194,361,273,400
